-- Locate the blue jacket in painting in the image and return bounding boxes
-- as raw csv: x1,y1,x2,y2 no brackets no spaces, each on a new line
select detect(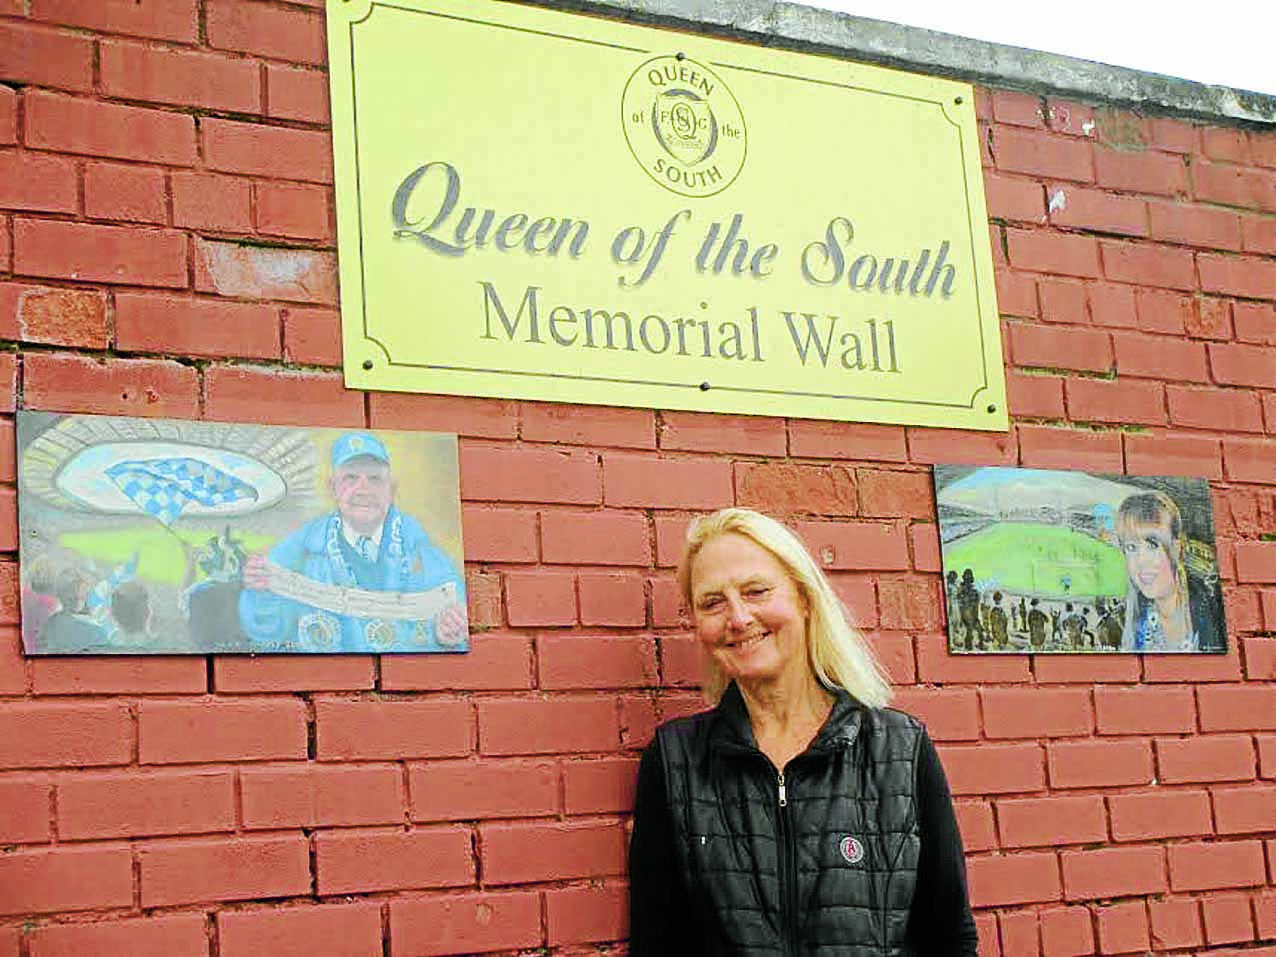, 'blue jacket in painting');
238,505,463,653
